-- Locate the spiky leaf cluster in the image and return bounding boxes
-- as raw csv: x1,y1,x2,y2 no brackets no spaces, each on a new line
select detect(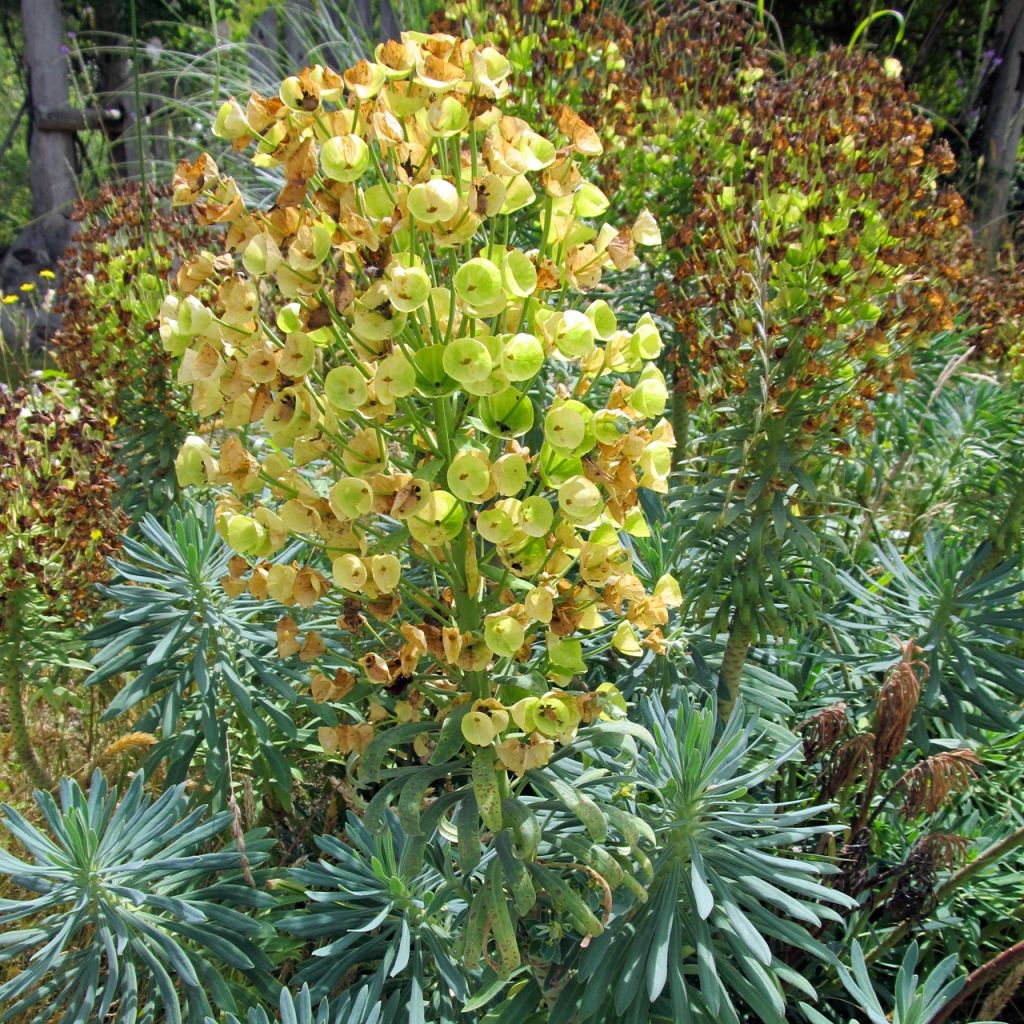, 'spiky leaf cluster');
0,771,275,1024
